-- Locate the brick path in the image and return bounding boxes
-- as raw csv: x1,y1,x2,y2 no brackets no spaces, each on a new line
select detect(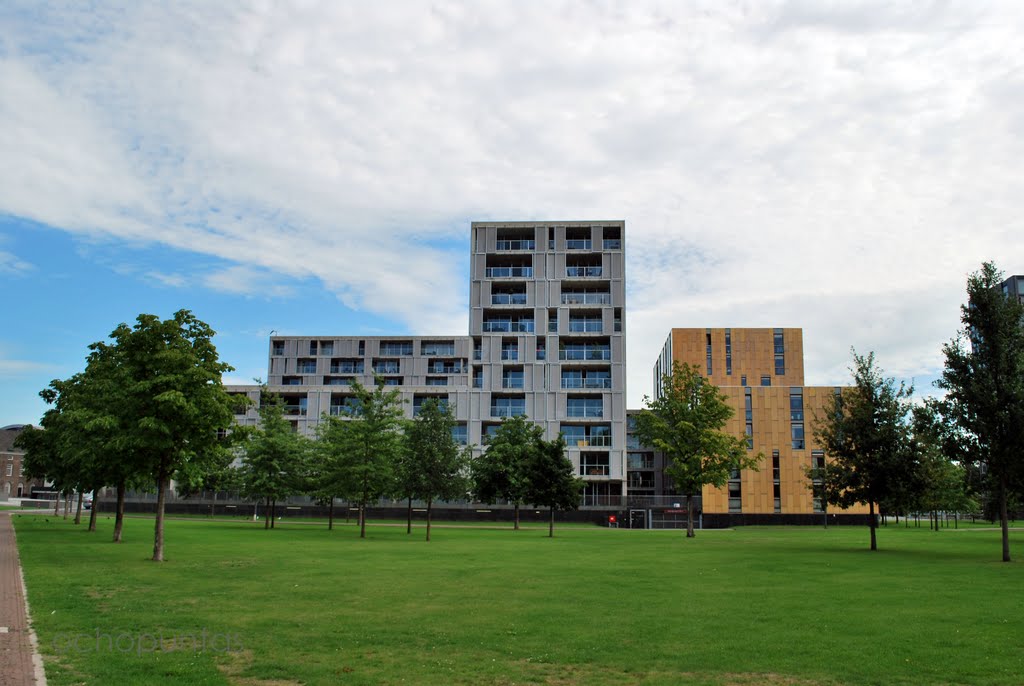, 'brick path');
0,513,46,685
